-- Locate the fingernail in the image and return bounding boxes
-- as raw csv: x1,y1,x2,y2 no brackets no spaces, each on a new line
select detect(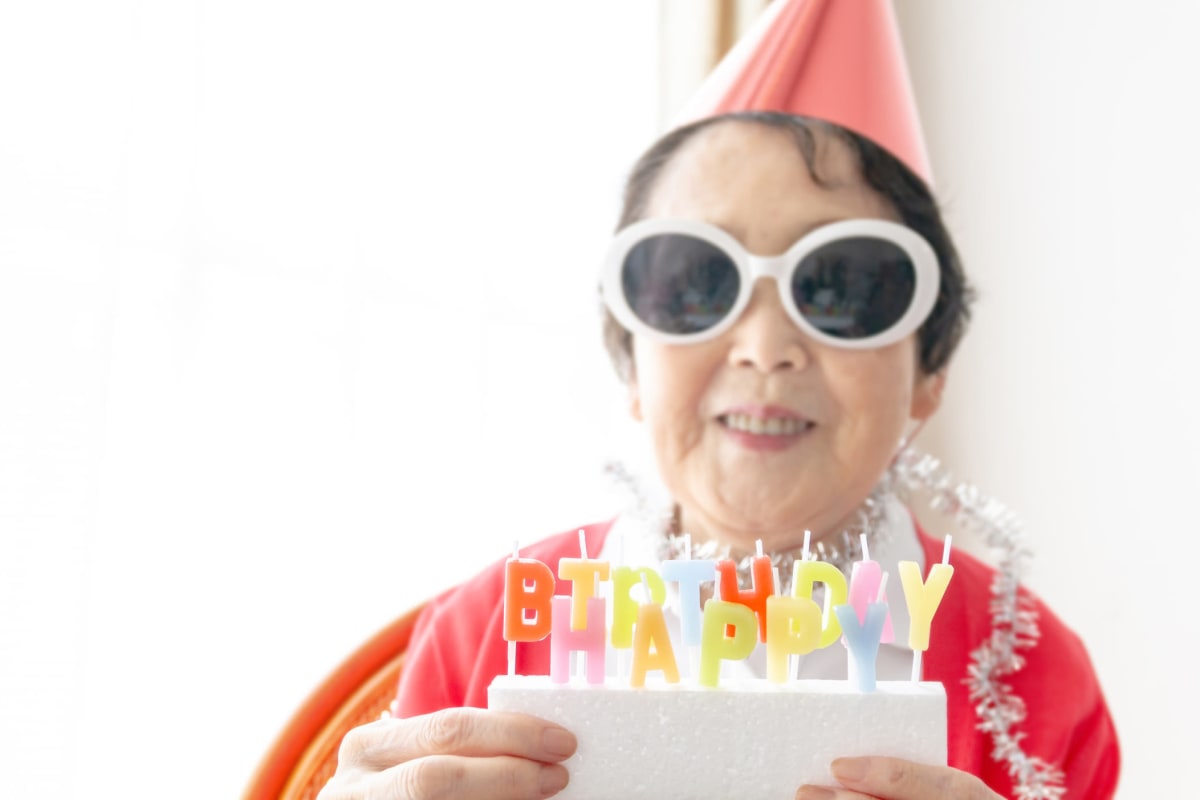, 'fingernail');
831,756,870,783
542,727,577,759
794,787,835,800
539,764,569,796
